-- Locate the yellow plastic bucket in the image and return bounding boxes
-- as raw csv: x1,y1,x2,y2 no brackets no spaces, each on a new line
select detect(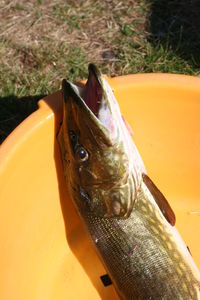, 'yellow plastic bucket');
0,74,200,299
